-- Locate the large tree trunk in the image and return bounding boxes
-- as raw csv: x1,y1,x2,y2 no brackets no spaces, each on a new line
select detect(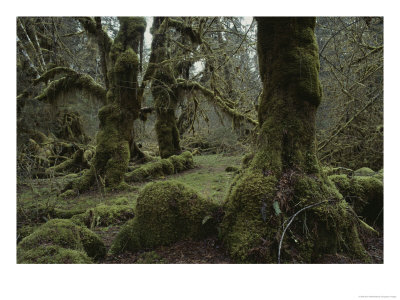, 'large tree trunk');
70,17,146,192
221,17,371,263
150,18,181,159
